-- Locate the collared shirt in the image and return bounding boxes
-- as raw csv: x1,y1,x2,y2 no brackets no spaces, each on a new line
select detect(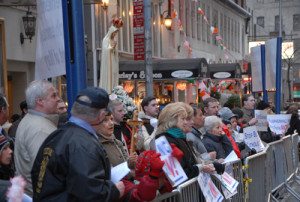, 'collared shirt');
69,116,98,139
